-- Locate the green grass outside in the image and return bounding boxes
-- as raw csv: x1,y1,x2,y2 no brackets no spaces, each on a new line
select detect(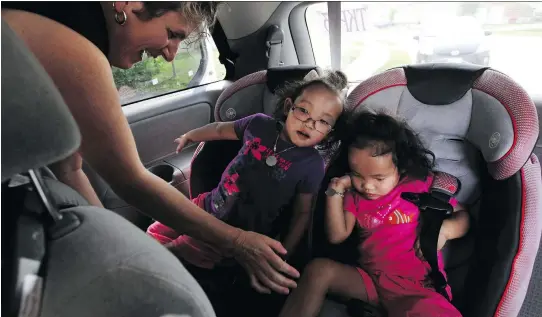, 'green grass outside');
374,48,412,74
342,41,367,68
342,39,412,77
